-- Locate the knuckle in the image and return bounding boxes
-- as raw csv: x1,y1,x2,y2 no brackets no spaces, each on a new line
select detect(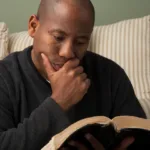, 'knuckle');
81,80,89,90
75,59,80,65
85,79,91,87
69,70,76,77
83,73,87,78
62,66,68,73
77,75,83,82
79,66,84,72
